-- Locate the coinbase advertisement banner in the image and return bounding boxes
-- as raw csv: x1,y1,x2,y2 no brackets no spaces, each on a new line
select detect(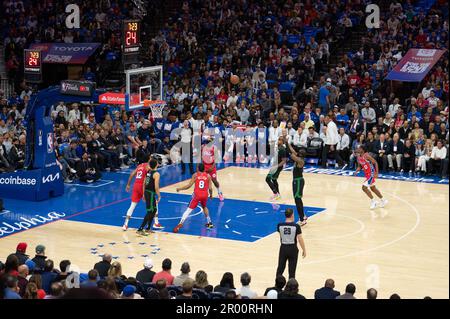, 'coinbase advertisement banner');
0,166,64,201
